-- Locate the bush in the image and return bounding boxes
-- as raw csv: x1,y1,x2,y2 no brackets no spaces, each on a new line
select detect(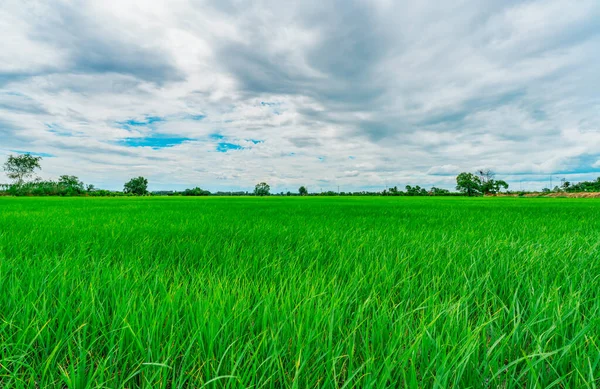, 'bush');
182,187,211,196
